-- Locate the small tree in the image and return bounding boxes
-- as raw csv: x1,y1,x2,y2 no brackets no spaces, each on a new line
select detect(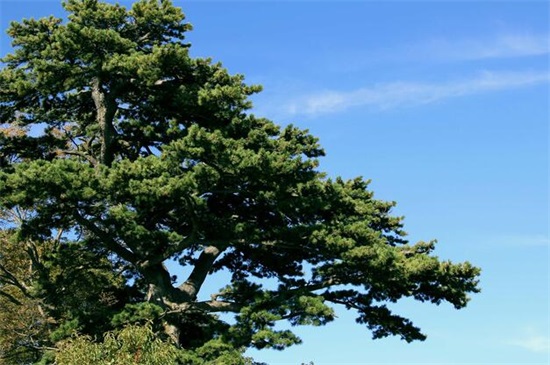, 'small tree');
0,0,480,361
56,324,258,365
